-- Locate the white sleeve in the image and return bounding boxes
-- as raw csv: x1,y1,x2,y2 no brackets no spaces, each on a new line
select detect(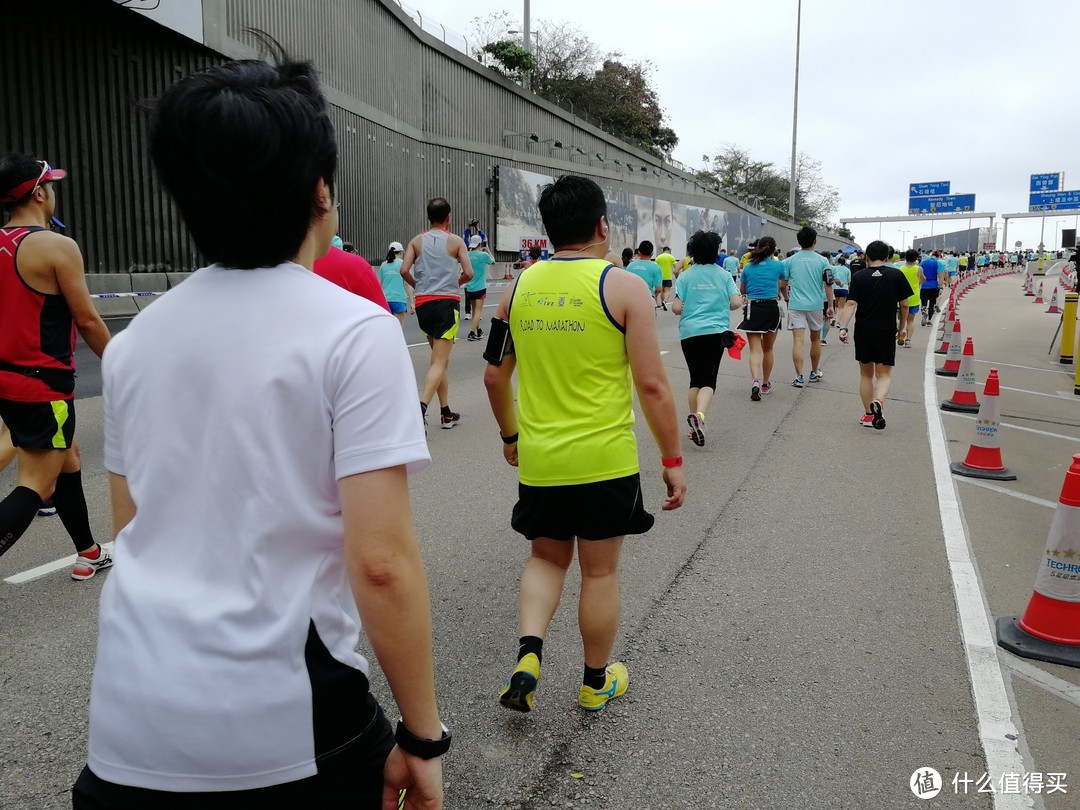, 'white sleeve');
101,337,126,476
328,312,431,479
